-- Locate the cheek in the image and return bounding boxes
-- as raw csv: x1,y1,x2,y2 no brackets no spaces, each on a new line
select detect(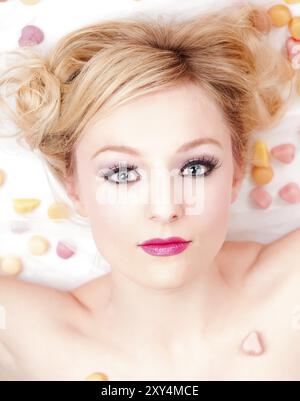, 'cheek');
201,160,233,228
